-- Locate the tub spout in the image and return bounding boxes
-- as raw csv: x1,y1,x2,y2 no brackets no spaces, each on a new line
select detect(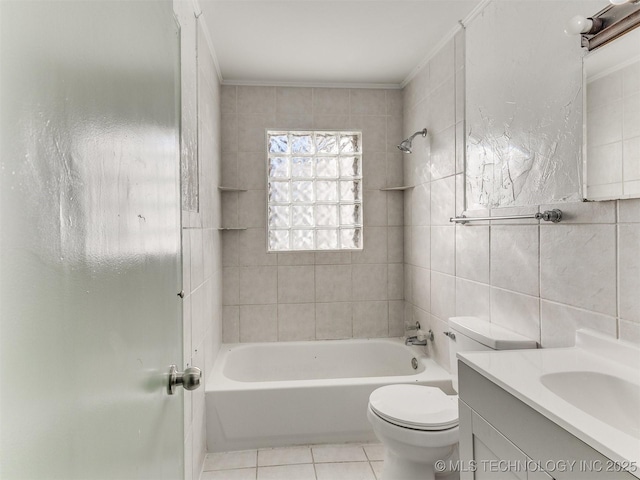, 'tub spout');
405,335,428,346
